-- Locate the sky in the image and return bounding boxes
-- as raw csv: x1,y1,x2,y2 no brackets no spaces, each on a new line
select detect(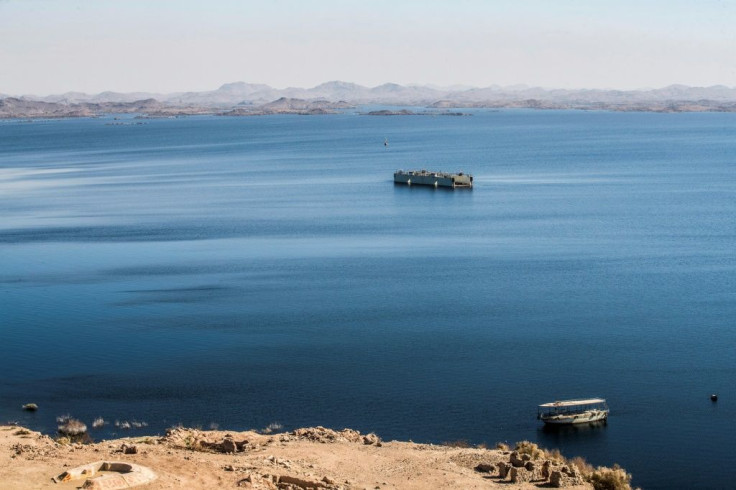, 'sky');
1,0,736,95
